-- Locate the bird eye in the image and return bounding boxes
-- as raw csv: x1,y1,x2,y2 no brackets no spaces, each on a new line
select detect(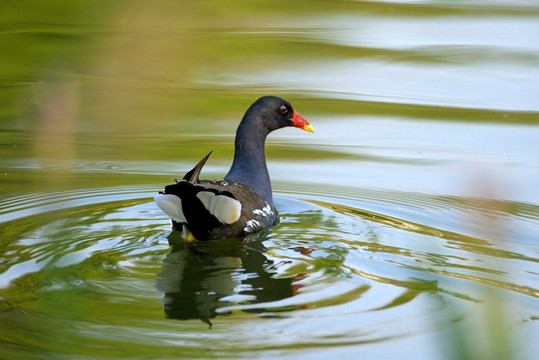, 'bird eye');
279,105,288,114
